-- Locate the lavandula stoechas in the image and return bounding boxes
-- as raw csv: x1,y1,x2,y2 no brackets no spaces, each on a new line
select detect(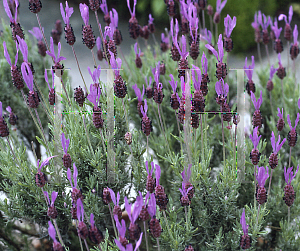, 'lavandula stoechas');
145,161,155,193
179,182,192,206
110,9,123,45
0,102,9,138
256,166,269,205
48,221,64,251
160,32,169,52
290,25,299,60
108,188,122,219
145,76,153,99
251,90,263,130
44,190,58,219
134,43,142,68
249,127,262,166
287,113,300,167
29,27,46,57
61,132,72,169
76,198,88,240
224,14,236,53
60,1,76,45
124,195,142,240
272,19,283,54
213,0,227,24
201,52,210,96
127,0,140,39
175,35,190,80
155,164,168,210
47,37,66,76
267,65,276,92
240,208,251,249
45,69,55,106
88,213,104,244
276,53,286,80
104,26,117,62
115,228,143,251
244,56,255,95
100,0,110,25
3,41,24,90
148,193,162,240
276,107,285,132
259,14,271,46
141,100,153,137
17,35,34,74
88,0,100,12
169,74,180,110
132,84,145,118
202,28,213,55
114,214,129,247
80,3,95,50
6,106,18,126
35,156,56,187
3,0,24,41
205,34,227,80
283,165,299,207
179,0,189,35
170,18,180,62
192,65,205,113
188,4,200,60
111,52,127,99
28,0,42,14
148,14,155,34
278,6,293,42
153,68,164,104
